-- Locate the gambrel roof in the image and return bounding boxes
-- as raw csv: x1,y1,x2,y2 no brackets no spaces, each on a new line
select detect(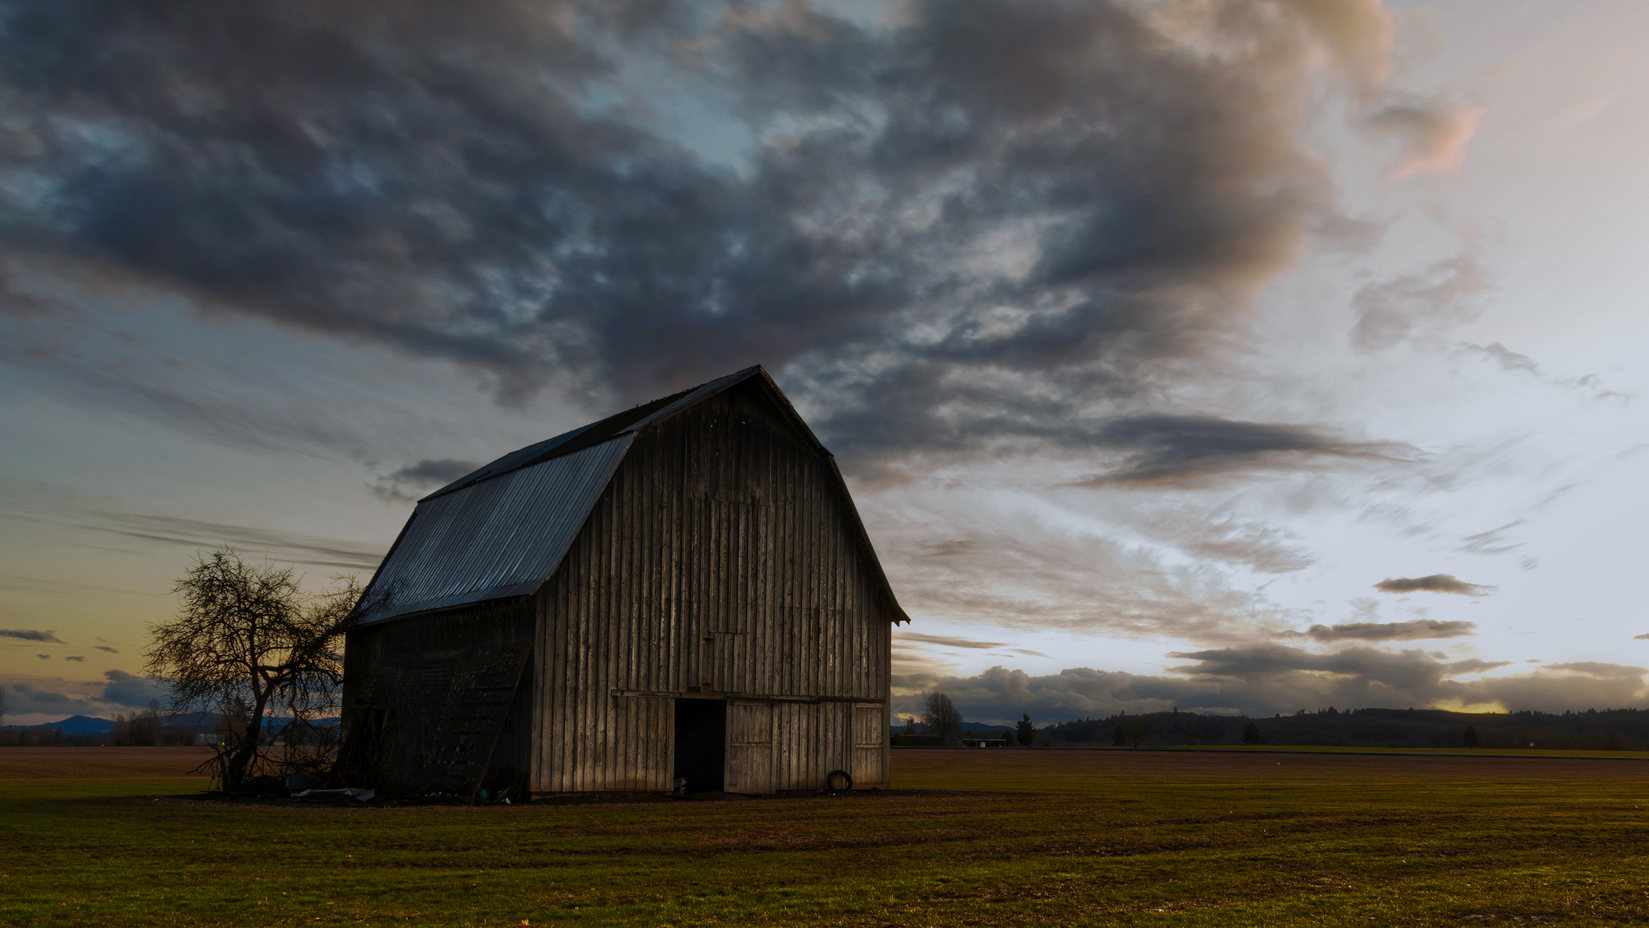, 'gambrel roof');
355,366,907,625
